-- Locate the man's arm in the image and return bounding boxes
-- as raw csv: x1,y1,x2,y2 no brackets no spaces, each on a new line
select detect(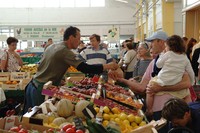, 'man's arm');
198,68,200,82
117,77,149,93
147,73,191,94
